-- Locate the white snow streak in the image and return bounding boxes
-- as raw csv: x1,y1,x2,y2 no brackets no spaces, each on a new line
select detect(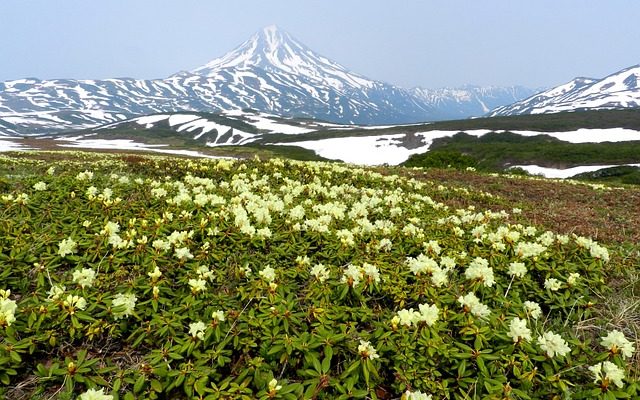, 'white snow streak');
168,114,200,126
276,128,640,166
503,128,640,143
135,115,169,128
513,164,640,179
0,138,31,152
58,139,229,159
